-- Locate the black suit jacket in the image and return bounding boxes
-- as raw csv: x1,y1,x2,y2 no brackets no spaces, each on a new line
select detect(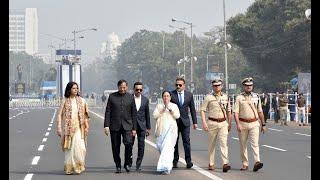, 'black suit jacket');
170,90,197,127
134,95,151,130
104,92,137,131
